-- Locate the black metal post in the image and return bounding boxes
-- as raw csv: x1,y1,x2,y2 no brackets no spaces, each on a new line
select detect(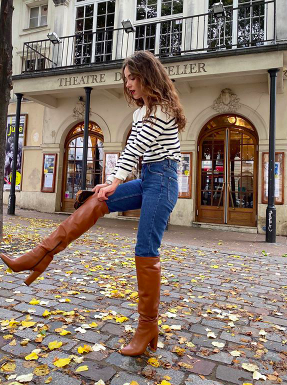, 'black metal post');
81,87,92,190
7,93,23,215
266,68,279,243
